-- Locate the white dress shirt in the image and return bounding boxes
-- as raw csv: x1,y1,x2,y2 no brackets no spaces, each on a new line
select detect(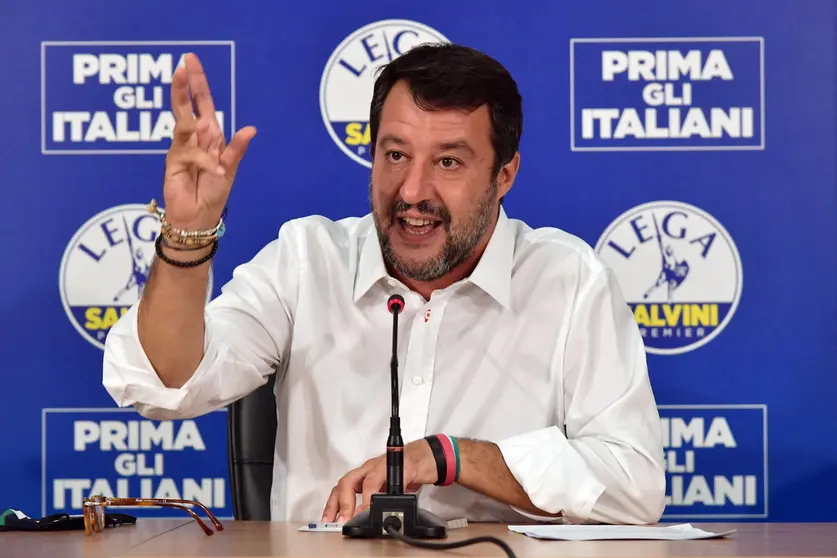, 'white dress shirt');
102,207,666,524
